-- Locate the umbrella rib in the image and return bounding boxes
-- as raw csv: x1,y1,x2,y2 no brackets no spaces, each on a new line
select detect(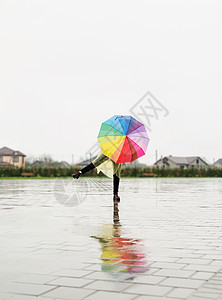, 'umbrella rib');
99,124,125,137
100,137,126,156
128,123,143,134
103,122,126,136
128,137,145,156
